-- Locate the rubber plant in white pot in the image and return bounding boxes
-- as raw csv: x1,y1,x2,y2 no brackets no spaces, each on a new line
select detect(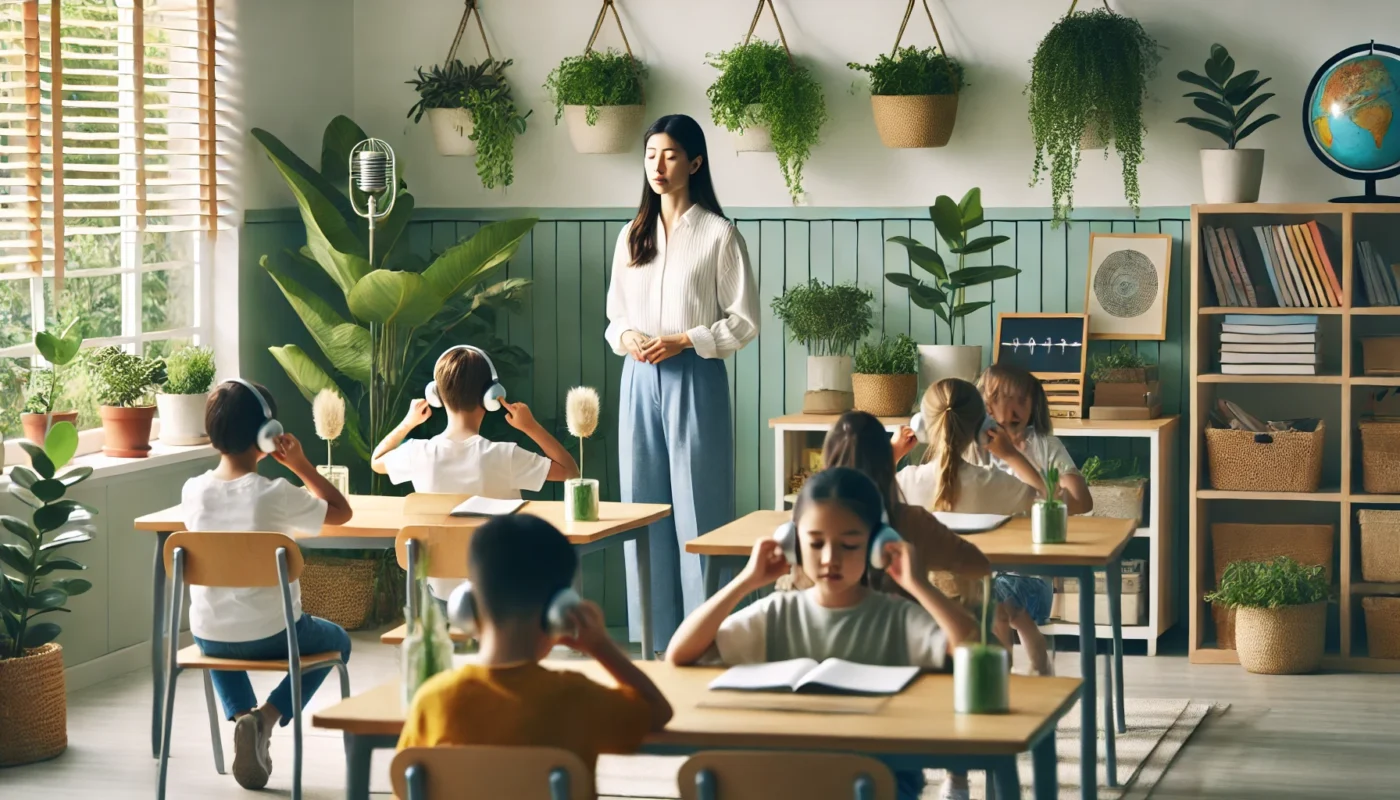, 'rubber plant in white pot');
545,0,646,155
1177,44,1279,204
771,280,874,414
885,188,1020,390
156,345,214,446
